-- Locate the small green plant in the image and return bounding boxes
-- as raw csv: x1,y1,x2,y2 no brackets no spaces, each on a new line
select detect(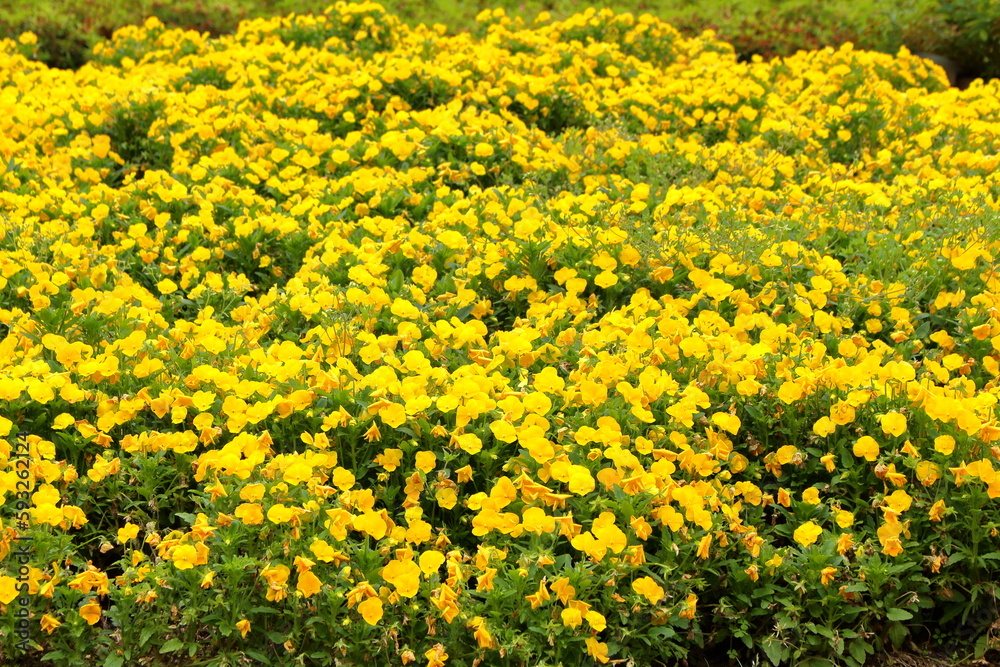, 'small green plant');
100,100,175,186
938,0,1000,79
